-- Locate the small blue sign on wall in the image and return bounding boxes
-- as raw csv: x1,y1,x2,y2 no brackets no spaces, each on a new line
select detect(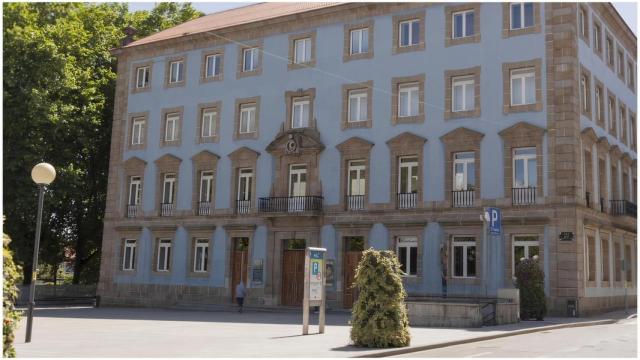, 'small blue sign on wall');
487,207,501,235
